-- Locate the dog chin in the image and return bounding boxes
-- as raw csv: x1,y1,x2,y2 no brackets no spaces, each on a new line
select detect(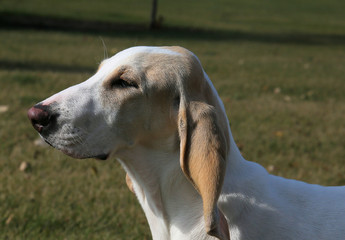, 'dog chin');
59,148,83,159
60,148,109,160
42,138,108,160
93,154,109,160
